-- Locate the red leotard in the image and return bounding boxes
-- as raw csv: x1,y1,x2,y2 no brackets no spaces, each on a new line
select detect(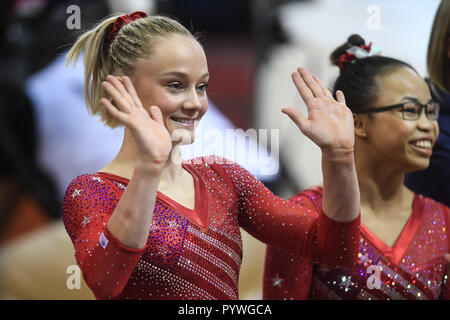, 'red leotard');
63,157,360,299
263,187,450,300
